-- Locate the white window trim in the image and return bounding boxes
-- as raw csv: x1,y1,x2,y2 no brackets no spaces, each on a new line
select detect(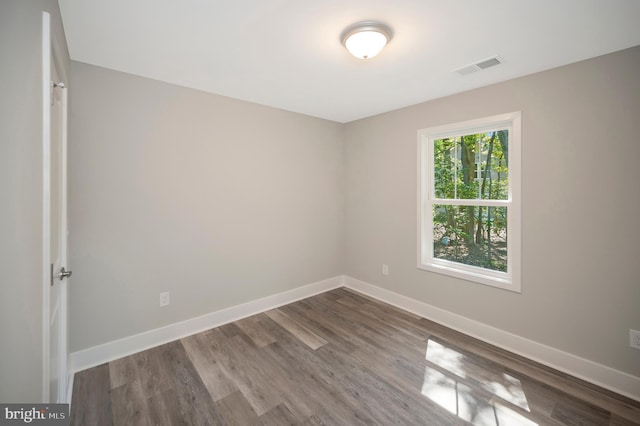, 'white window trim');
417,112,521,292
